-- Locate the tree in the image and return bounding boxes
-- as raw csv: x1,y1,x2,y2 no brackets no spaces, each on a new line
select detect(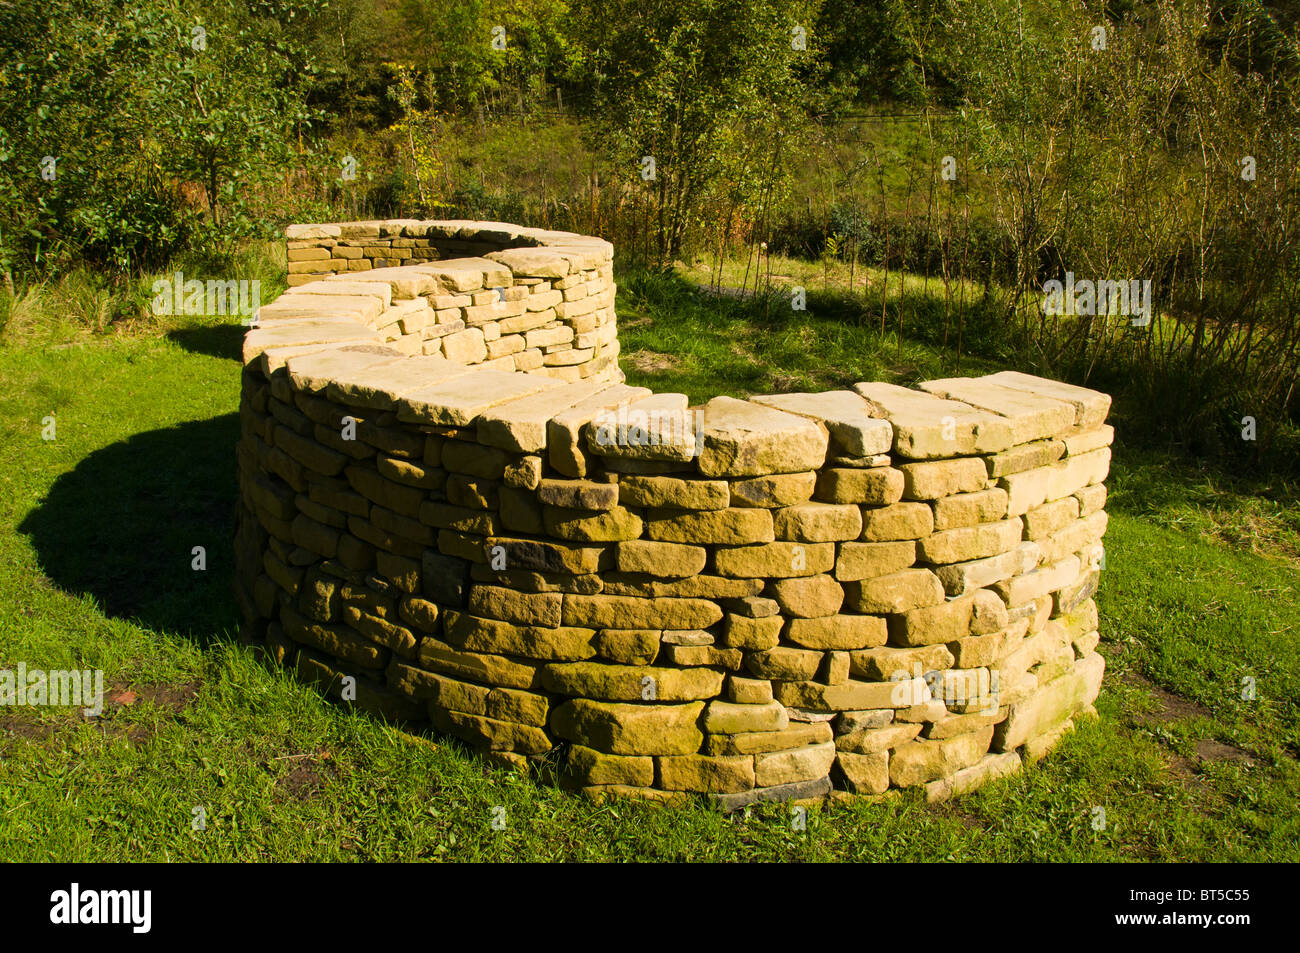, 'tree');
572,0,818,263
